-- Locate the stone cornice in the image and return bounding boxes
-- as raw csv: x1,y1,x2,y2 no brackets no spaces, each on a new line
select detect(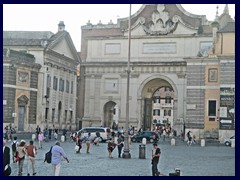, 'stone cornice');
81,61,186,67
3,58,41,70
45,49,78,66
